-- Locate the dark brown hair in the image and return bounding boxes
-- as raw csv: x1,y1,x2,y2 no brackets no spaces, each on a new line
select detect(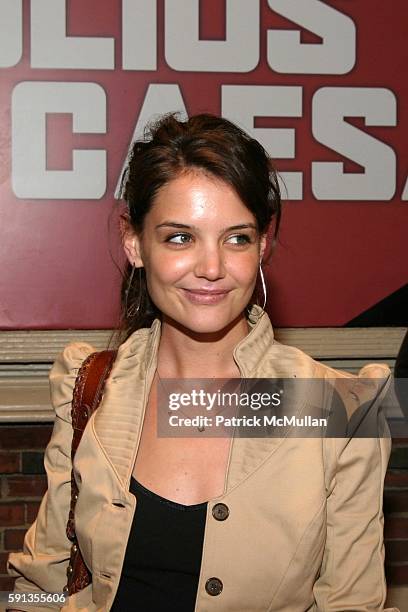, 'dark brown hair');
117,112,281,342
